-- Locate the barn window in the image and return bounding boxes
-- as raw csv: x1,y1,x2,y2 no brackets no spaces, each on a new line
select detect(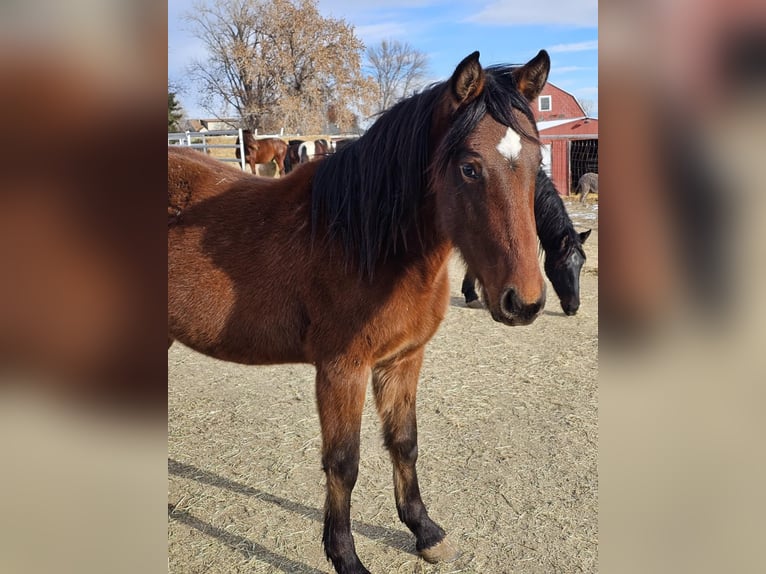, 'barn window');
539,95,552,112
